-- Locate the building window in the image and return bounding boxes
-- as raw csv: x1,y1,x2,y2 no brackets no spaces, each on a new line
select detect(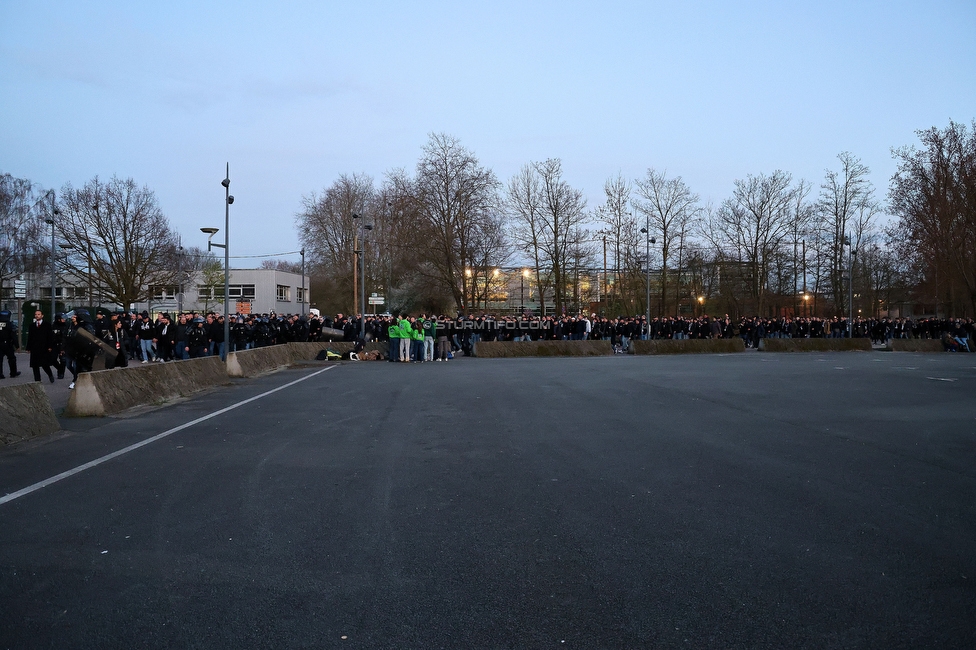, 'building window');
150,285,178,300
198,284,255,300
276,285,290,302
296,287,307,304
